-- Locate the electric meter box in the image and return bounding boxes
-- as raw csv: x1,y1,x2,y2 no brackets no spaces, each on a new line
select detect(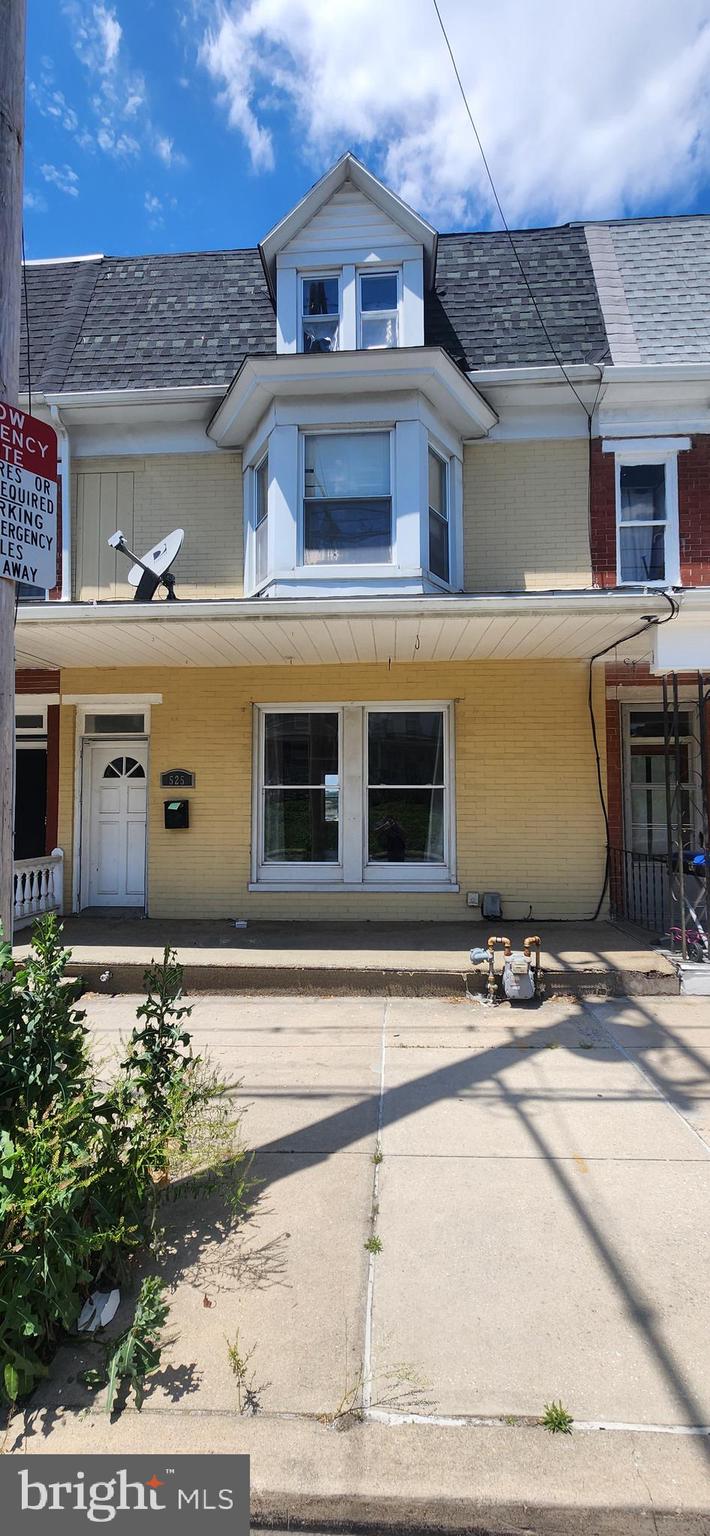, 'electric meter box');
164,798,189,829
